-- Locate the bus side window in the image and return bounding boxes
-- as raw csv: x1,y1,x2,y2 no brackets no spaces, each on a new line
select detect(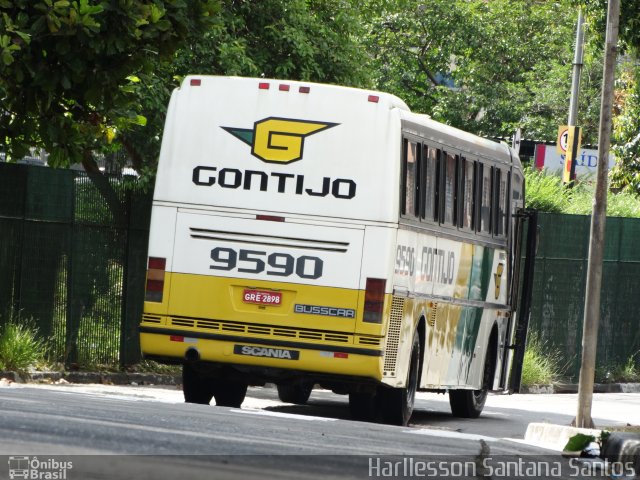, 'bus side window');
421,145,437,222
505,171,511,235
414,142,422,218
493,167,507,236
462,159,475,230
493,168,507,237
479,163,492,234
443,152,457,226
402,139,420,218
434,149,442,223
